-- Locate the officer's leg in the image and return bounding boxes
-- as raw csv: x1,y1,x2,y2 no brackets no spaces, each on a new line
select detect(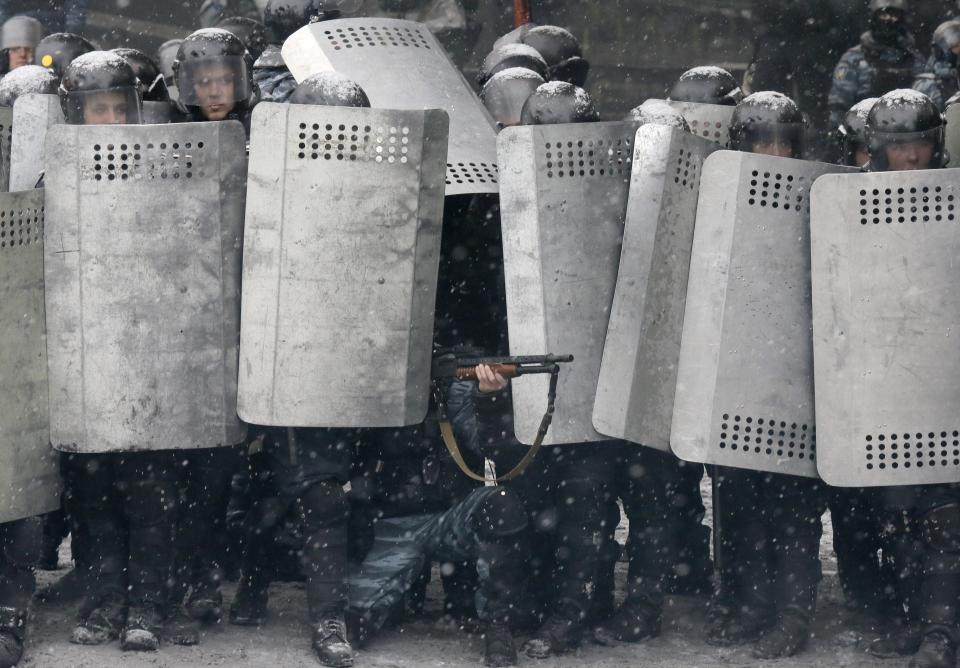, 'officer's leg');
0,518,40,668
70,454,127,646
753,474,826,659
117,451,178,652
830,486,887,611
36,453,92,603
911,497,960,668
591,494,621,624
39,508,67,570
672,459,713,594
